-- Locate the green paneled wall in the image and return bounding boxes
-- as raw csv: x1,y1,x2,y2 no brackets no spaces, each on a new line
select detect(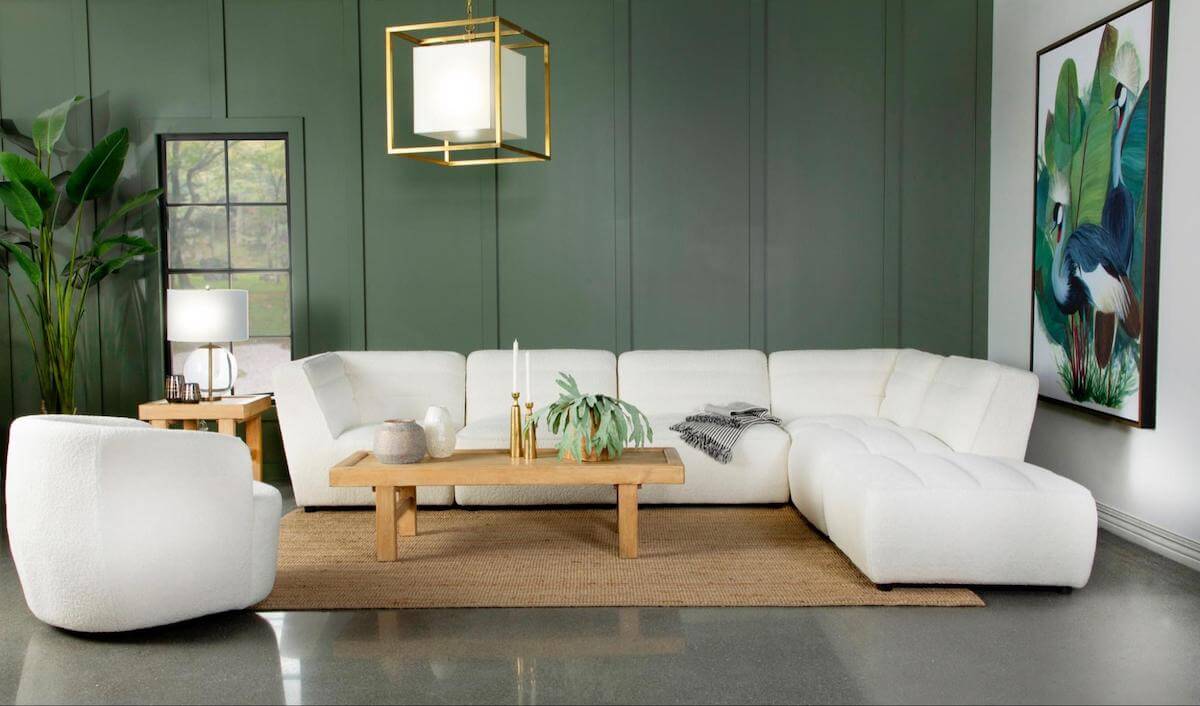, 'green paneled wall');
0,0,991,481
